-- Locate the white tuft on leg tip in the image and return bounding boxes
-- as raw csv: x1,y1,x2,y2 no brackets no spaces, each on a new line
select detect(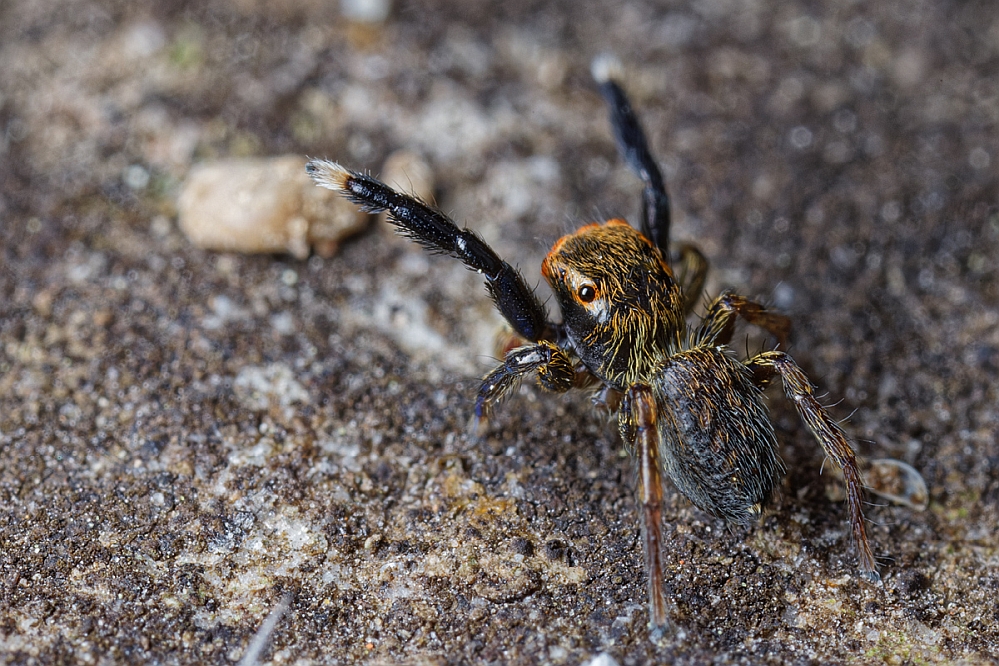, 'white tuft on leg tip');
591,53,623,84
305,159,351,192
